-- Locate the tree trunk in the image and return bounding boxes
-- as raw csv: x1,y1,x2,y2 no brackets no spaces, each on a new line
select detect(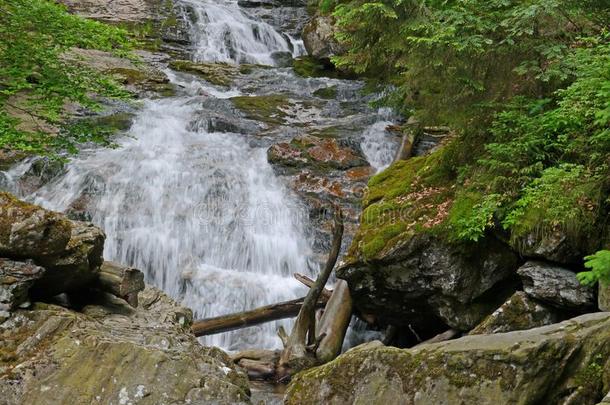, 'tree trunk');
315,280,352,363
191,296,327,337
278,205,344,377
